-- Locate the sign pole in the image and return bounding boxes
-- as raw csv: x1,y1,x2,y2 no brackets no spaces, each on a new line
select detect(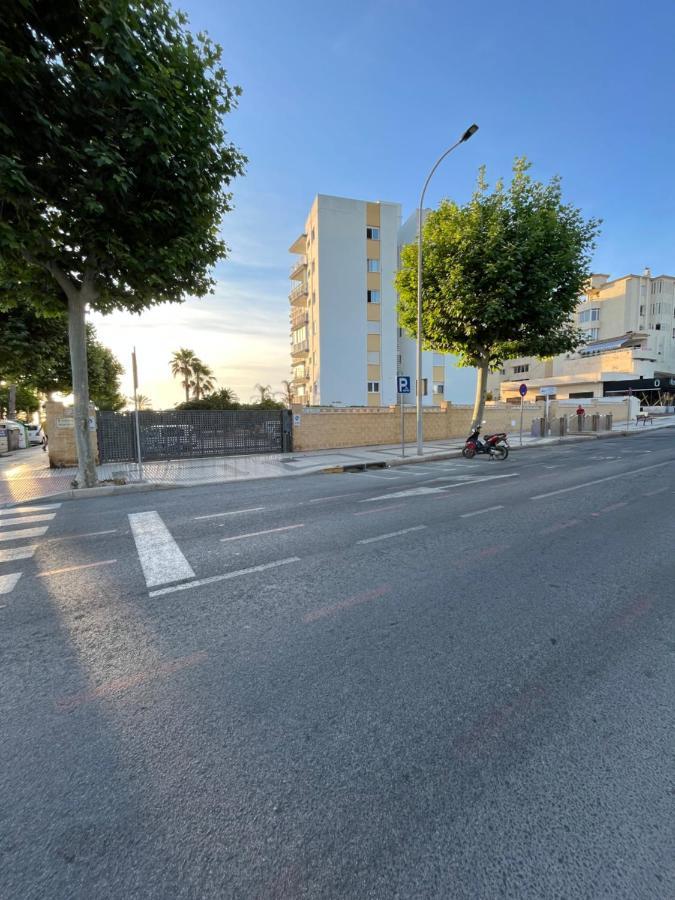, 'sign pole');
397,375,411,457
132,347,144,482
519,394,524,446
401,391,405,458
